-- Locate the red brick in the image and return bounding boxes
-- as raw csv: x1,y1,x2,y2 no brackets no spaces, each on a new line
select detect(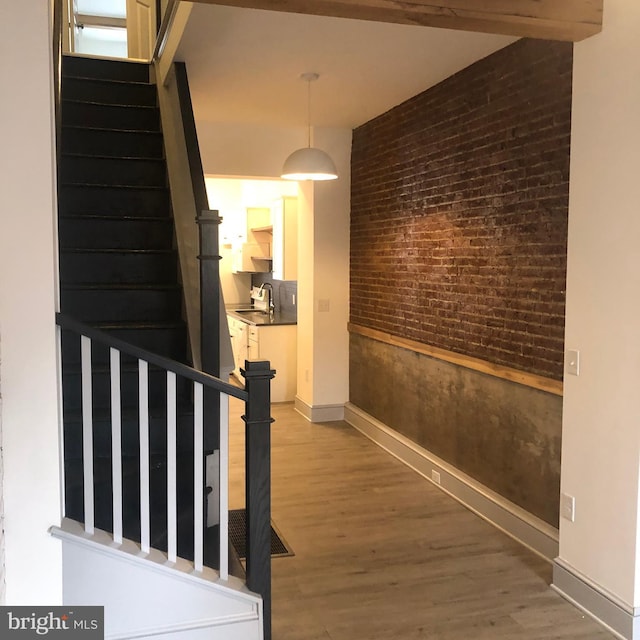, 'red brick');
350,39,572,381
